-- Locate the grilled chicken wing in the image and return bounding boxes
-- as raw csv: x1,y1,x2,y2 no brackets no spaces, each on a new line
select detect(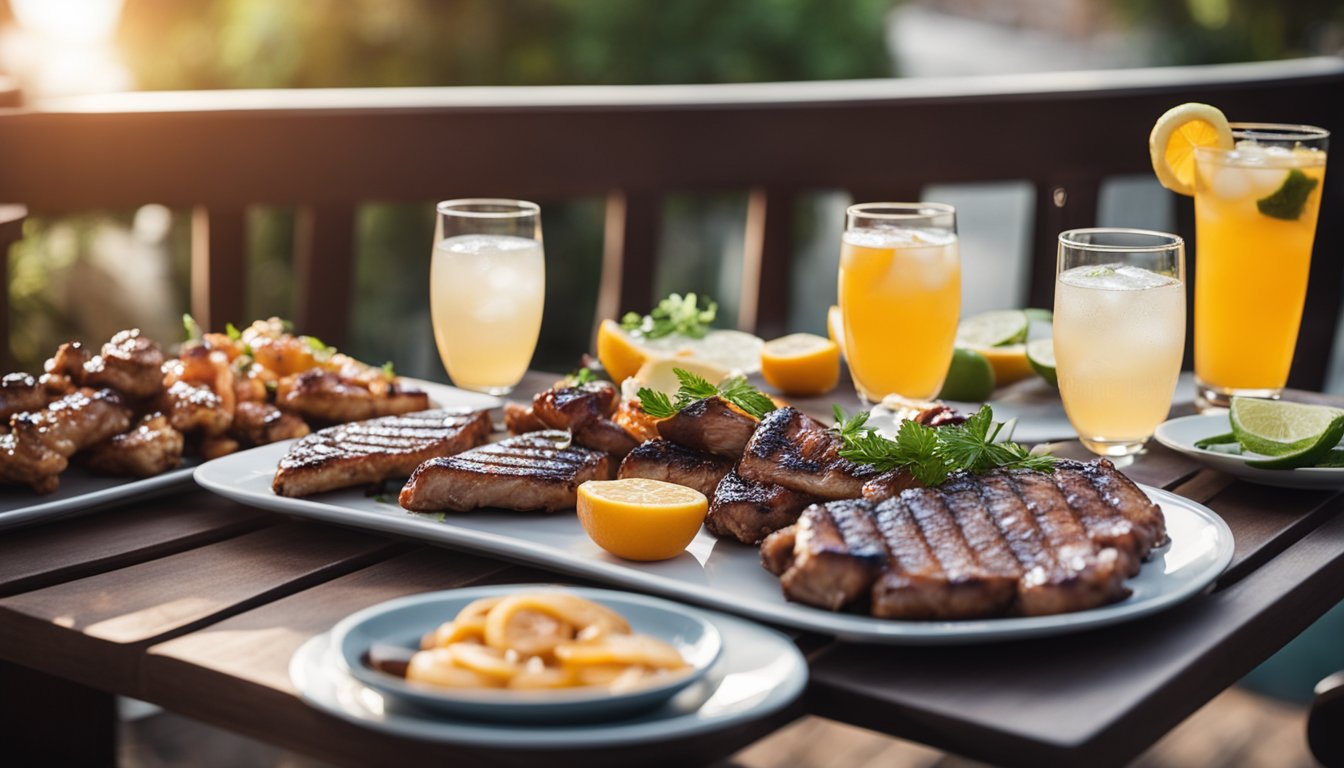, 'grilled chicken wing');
531,381,637,459
44,331,165,400
276,370,430,424
0,373,49,421
84,413,184,478
161,380,232,436
0,388,132,493
400,431,610,513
